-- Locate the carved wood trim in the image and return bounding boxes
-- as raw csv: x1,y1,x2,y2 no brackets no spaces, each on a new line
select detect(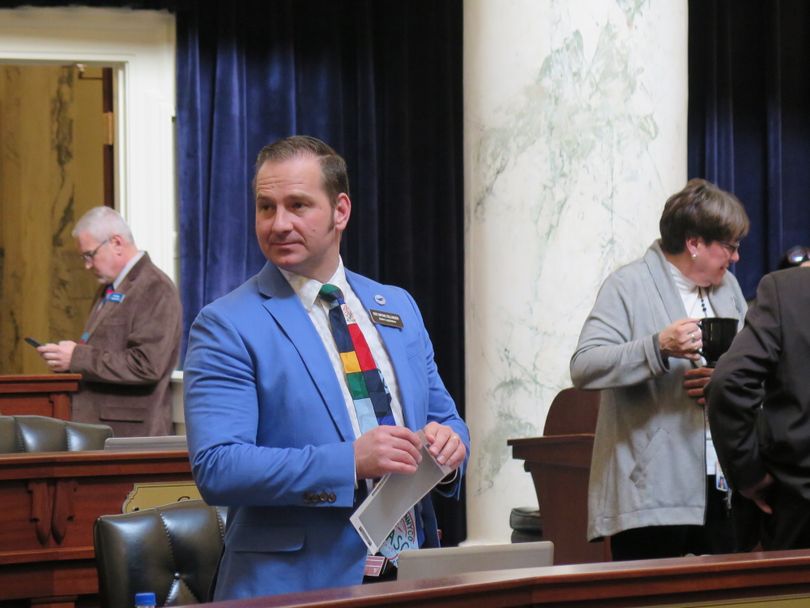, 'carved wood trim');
27,480,53,546
51,479,78,543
